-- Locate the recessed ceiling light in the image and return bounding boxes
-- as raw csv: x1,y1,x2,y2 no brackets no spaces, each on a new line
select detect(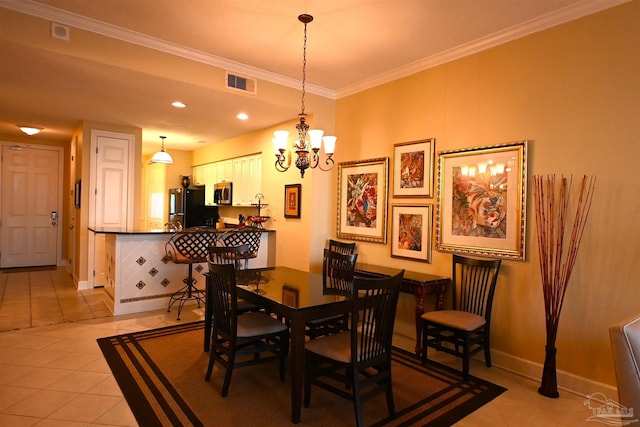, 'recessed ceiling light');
172,101,186,108
18,125,42,135
236,113,249,120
